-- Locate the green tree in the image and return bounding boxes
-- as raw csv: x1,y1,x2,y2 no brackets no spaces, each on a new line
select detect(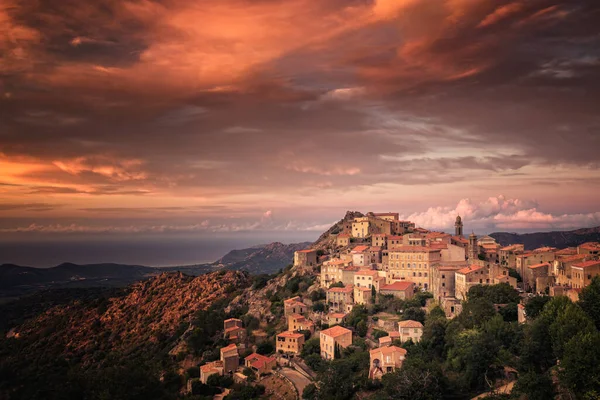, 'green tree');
428,306,446,320
512,370,555,400
356,320,368,337
329,282,345,288
402,307,426,324
549,302,595,359
560,331,600,399
467,283,519,304
301,337,321,357
379,361,445,400
302,383,318,400
579,275,600,330
524,296,550,320
256,340,275,355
